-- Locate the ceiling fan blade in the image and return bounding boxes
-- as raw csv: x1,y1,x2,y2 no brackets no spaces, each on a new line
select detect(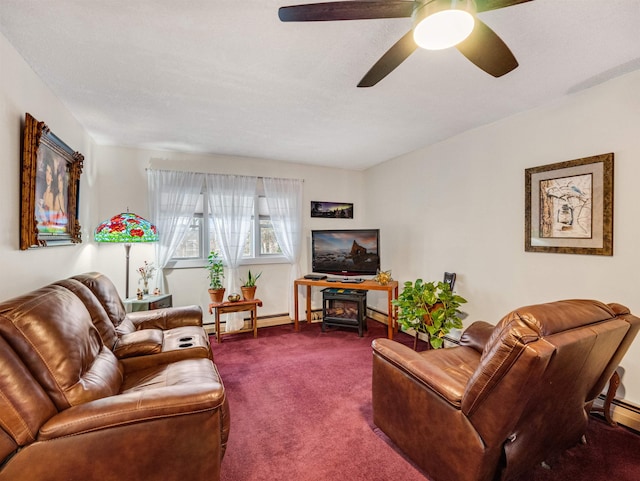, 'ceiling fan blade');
278,1,414,22
476,0,533,13
358,30,417,87
455,19,518,77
